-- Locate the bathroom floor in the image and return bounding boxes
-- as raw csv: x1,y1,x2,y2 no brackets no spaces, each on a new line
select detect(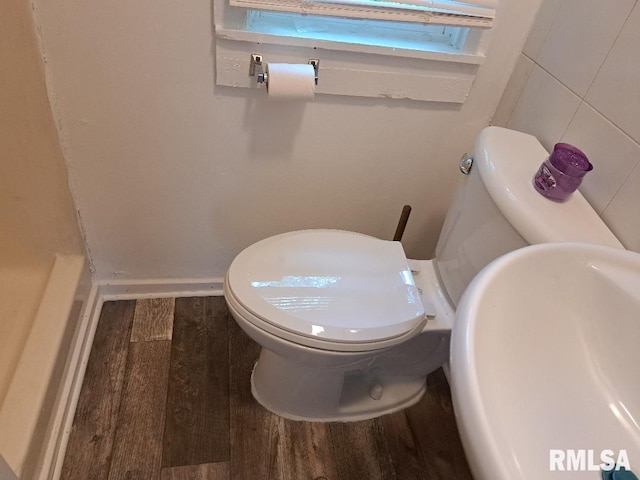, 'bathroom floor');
60,296,473,480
